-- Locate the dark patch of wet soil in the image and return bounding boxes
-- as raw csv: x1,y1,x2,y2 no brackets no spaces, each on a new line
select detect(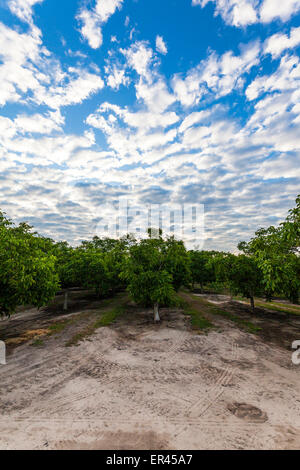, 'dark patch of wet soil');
219,300,300,351
0,290,113,344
